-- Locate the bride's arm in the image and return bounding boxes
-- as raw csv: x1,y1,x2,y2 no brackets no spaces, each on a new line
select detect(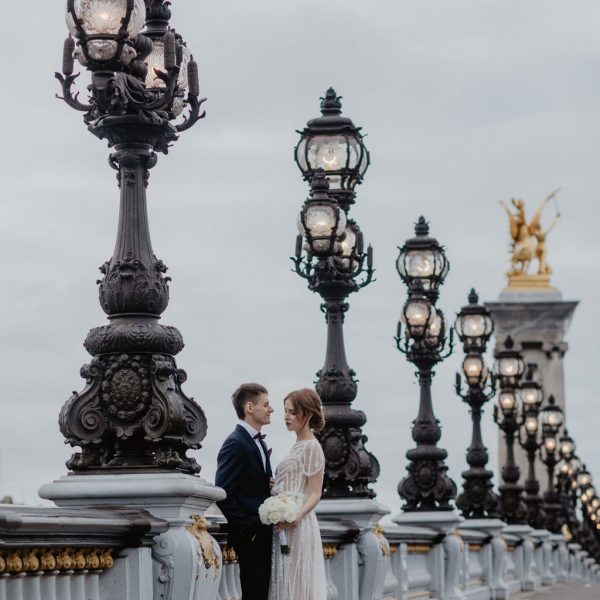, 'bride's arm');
295,469,324,522
275,472,323,532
